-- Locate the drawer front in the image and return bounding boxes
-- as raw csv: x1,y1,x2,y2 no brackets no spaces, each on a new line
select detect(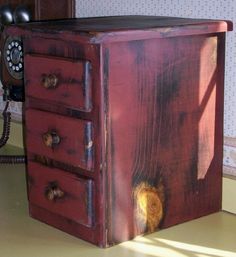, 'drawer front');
27,162,94,227
25,54,92,112
25,109,93,171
